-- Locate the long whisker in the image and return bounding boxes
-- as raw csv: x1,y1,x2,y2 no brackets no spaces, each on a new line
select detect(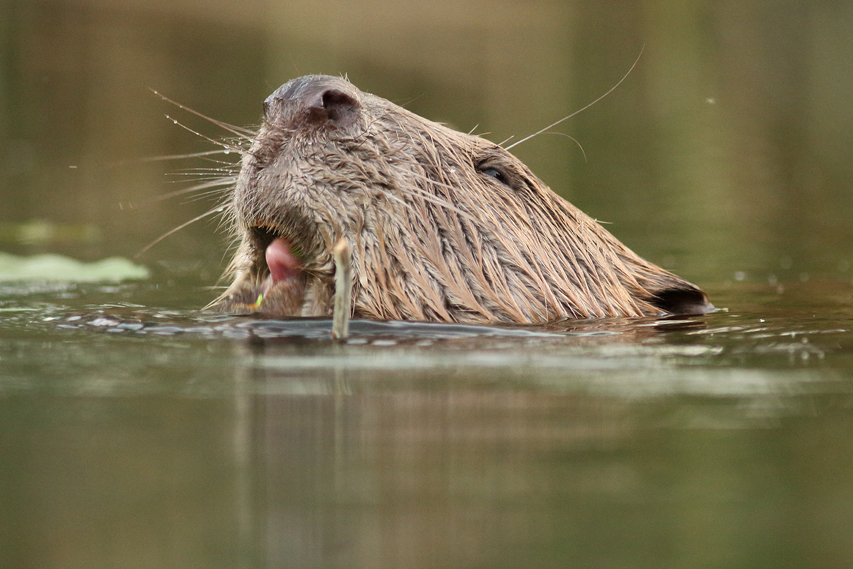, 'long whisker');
124,177,235,207
163,173,234,182
134,149,238,163
180,188,232,204
164,167,238,179
135,206,225,257
165,115,246,154
506,46,644,151
151,89,255,139
104,150,241,171
545,131,588,162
